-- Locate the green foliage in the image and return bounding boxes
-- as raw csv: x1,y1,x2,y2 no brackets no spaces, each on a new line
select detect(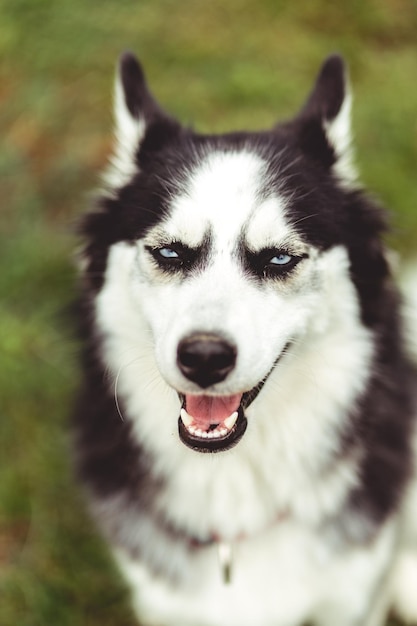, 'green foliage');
1,1,416,624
